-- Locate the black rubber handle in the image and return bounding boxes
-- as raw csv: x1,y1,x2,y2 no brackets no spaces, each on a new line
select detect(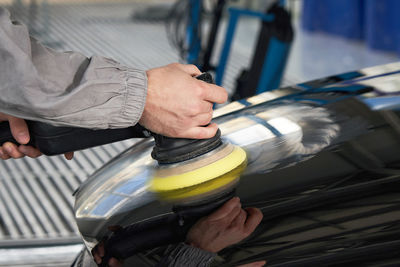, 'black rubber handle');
0,120,148,156
151,72,222,164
